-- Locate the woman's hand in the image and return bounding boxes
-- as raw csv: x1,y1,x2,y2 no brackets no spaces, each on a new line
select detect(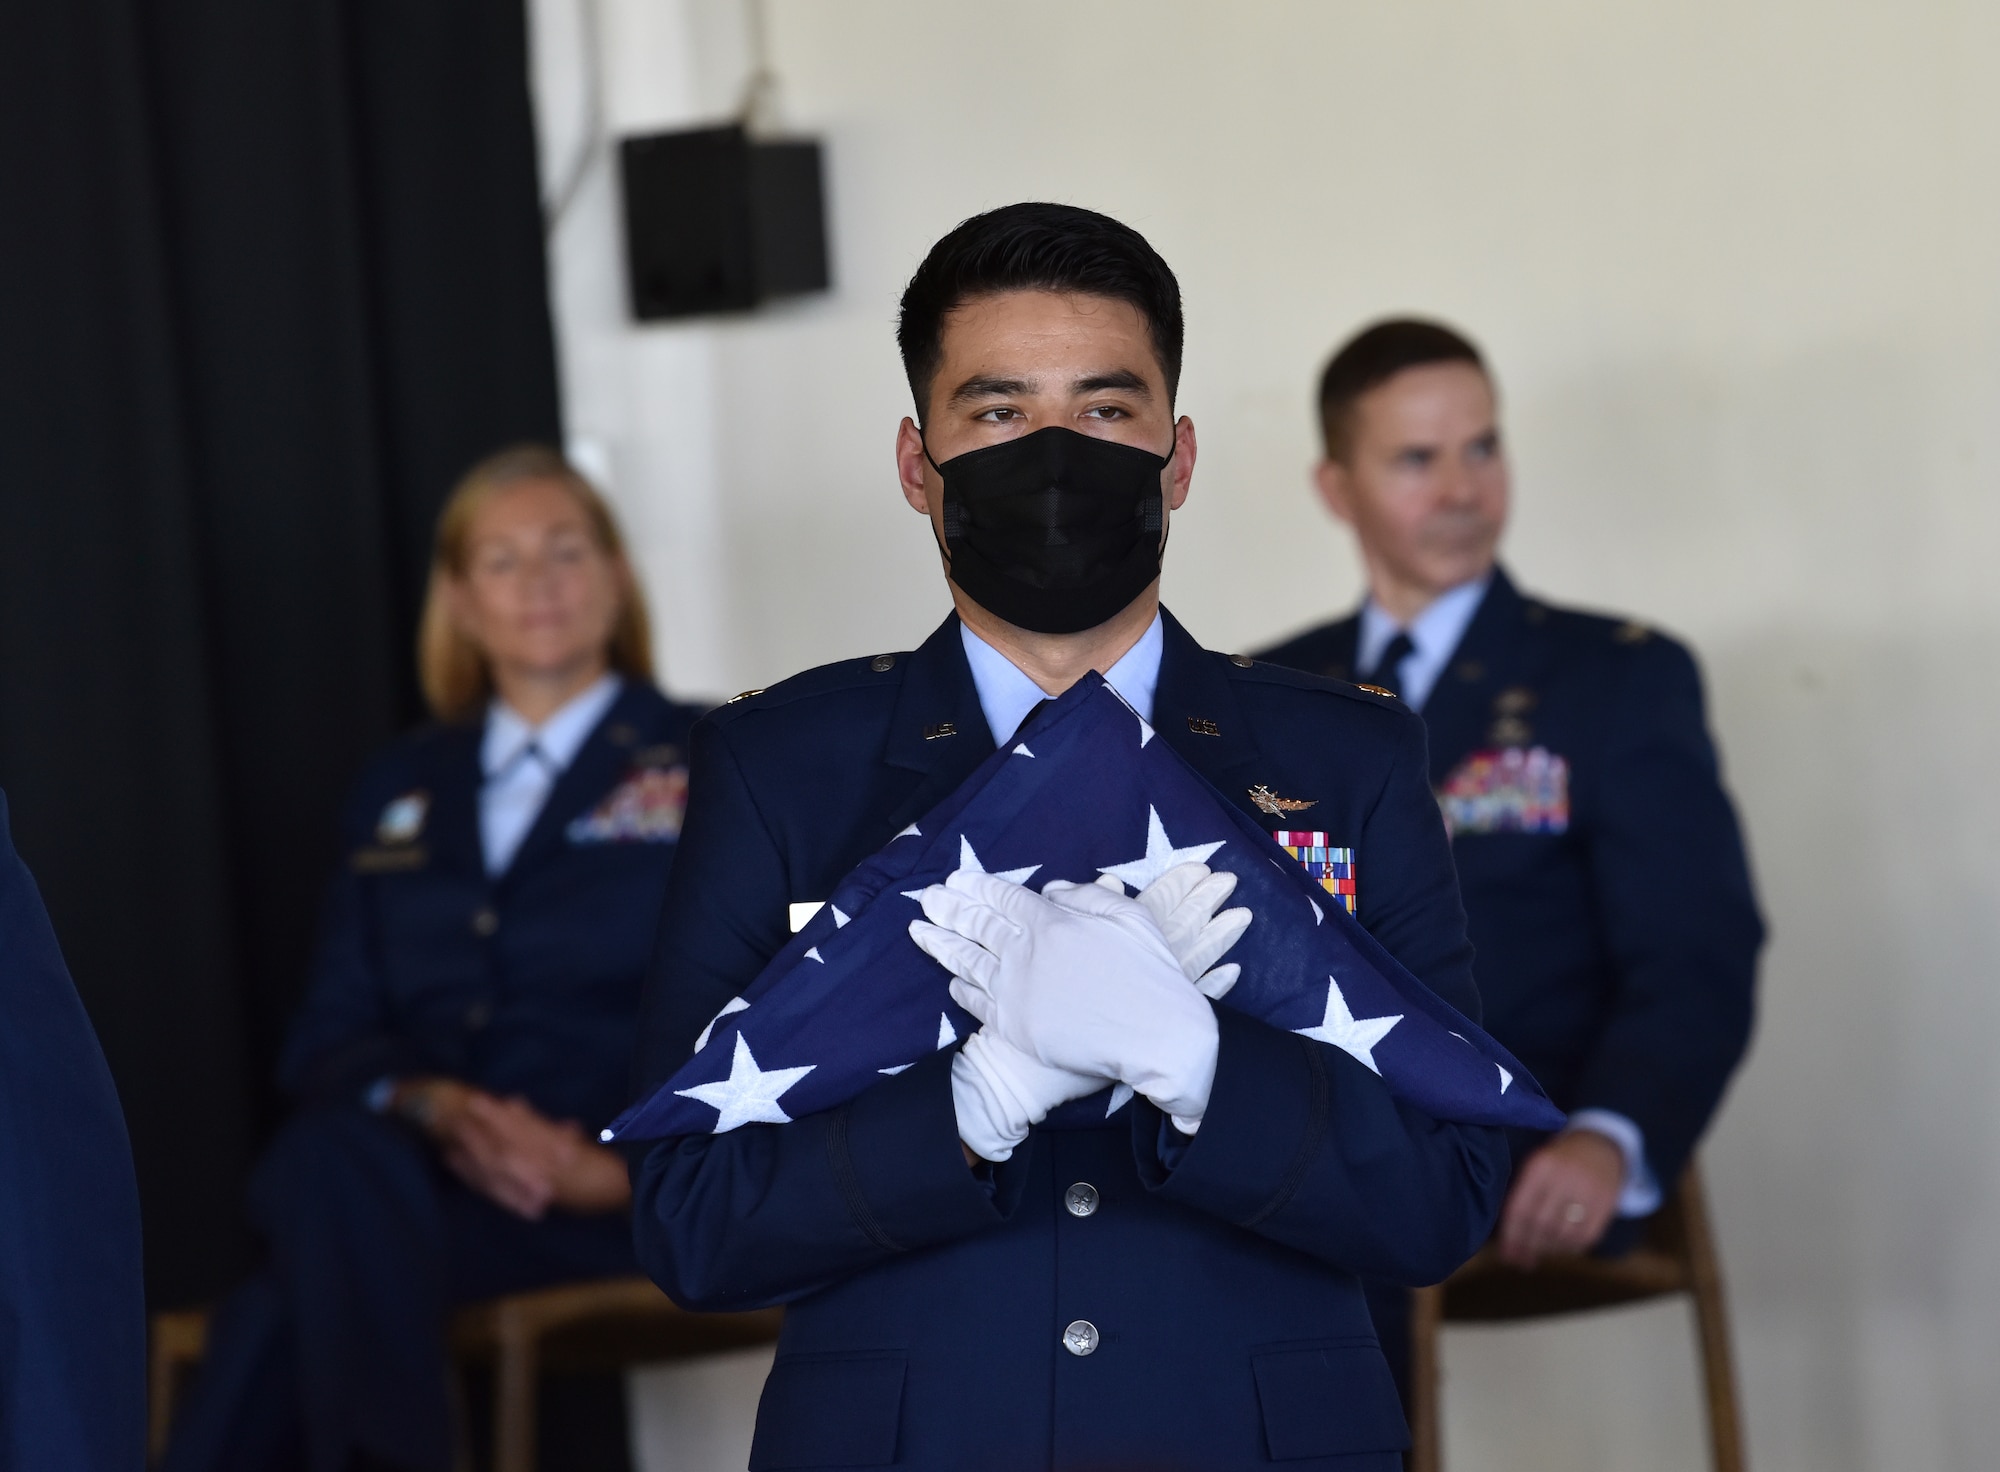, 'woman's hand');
392,1080,632,1219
